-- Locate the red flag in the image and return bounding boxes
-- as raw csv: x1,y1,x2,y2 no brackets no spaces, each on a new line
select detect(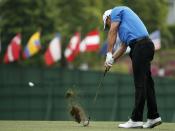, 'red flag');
3,34,21,63
64,32,80,62
79,30,100,52
44,34,61,66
